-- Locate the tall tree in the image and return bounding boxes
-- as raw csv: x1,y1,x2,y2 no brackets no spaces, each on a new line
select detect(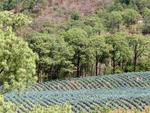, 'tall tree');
106,32,131,73
90,35,111,76
0,29,37,92
26,32,74,81
63,28,90,77
130,0,150,13
83,16,104,35
122,9,140,27
127,34,150,71
143,8,150,34
105,11,122,33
